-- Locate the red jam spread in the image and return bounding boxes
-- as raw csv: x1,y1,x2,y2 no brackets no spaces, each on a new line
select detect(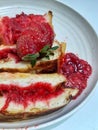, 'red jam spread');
59,53,92,96
0,48,20,62
0,82,64,111
0,12,54,45
0,12,54,60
